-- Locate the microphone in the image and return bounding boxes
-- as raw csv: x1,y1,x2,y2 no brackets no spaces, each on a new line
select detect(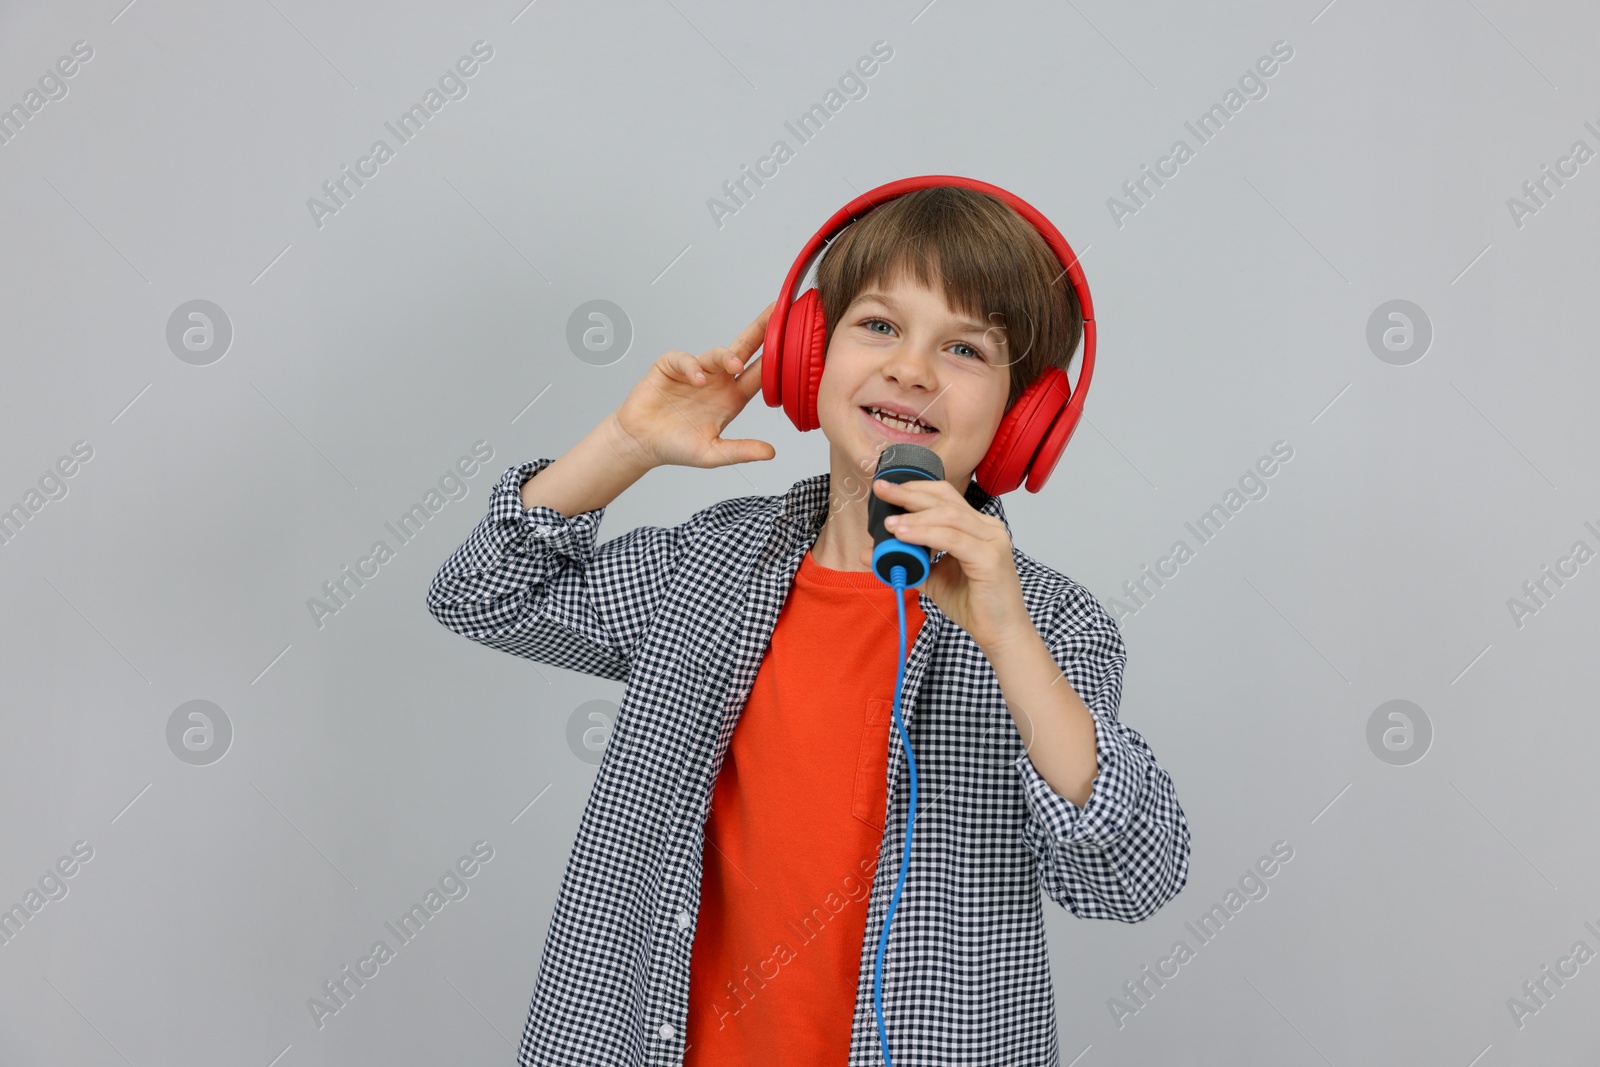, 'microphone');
866,442,942,1065
868,442,944,588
